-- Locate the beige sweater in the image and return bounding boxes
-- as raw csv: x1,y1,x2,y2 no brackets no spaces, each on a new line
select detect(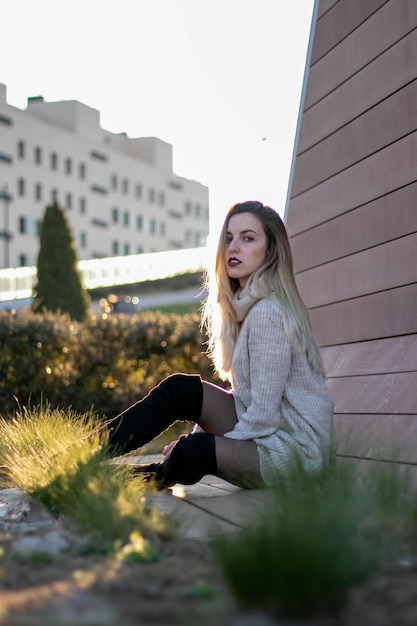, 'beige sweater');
224,288,334,480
